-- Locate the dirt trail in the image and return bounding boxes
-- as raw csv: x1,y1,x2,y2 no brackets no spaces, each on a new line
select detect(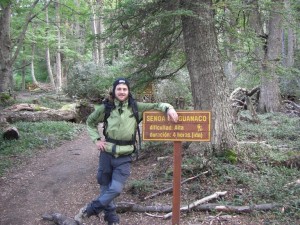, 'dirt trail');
0,132,100,225
0,92,264,225
0,131,176,225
